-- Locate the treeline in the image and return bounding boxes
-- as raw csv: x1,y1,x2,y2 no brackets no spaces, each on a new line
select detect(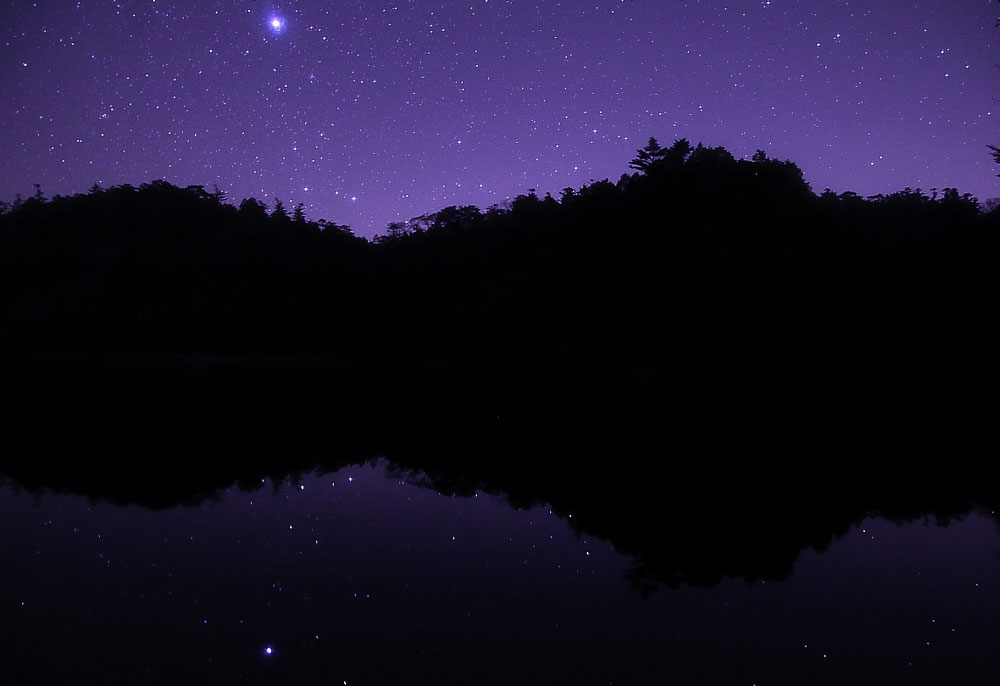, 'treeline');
0,181,367,352
1,139,998,379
